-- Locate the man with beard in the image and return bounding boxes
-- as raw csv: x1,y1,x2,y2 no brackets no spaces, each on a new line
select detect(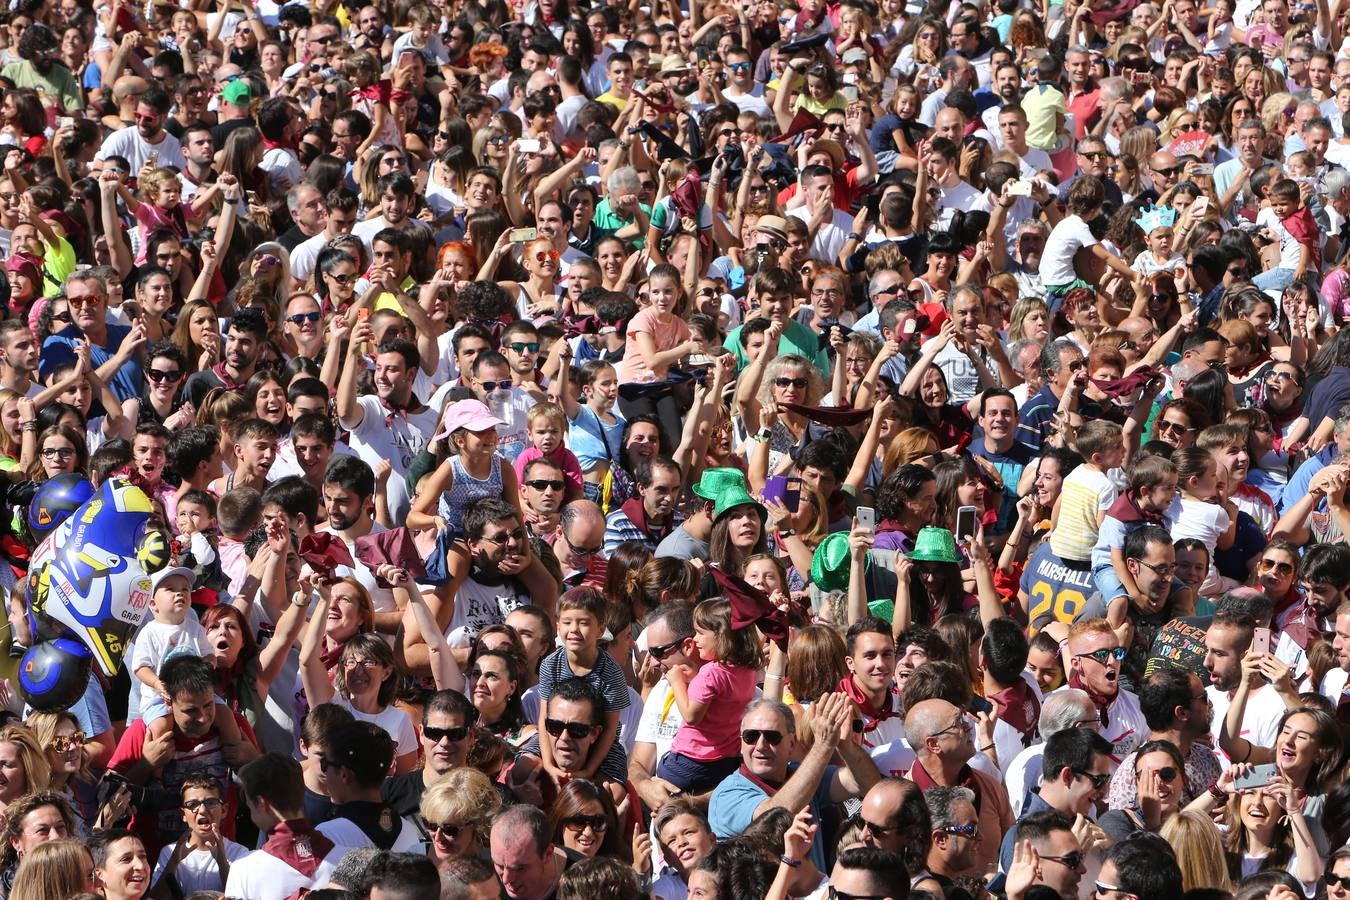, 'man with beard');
177,126,218,202
1105,667,1220,812
1064,47,1101,139
1320,601,1350,702
1052,620,1148,759
518,678,628,806
1113,527,1194,692
403,498,558,672
382,690,480,817
0,320,38,397
980,63,1023,134
1203,606,1295,764
603,456,683,553
351,3,391,55
948,15,994,86
336,327,438,523
2,23,80,112
184,307,265,406
925,785,983,887
969,390,1034,536
630,602,706,810
96,85,185,171
1274,542,1350,674
842,619,905,749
